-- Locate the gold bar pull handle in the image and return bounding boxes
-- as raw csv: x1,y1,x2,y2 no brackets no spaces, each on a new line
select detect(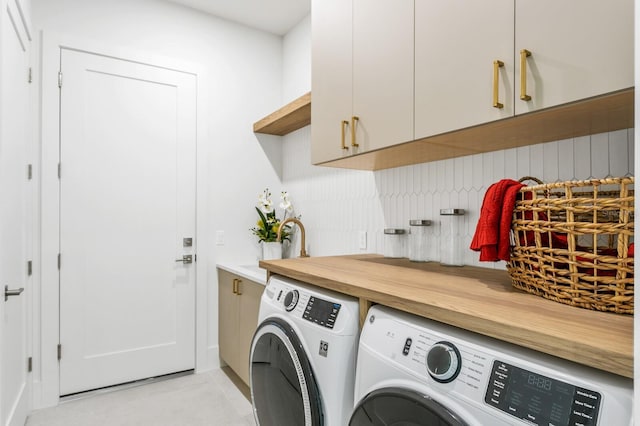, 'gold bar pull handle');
493,60,504,108
236,279,242,296
520,49,532,101
340,120,349,150
351,116,359,147
232,278,238,294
